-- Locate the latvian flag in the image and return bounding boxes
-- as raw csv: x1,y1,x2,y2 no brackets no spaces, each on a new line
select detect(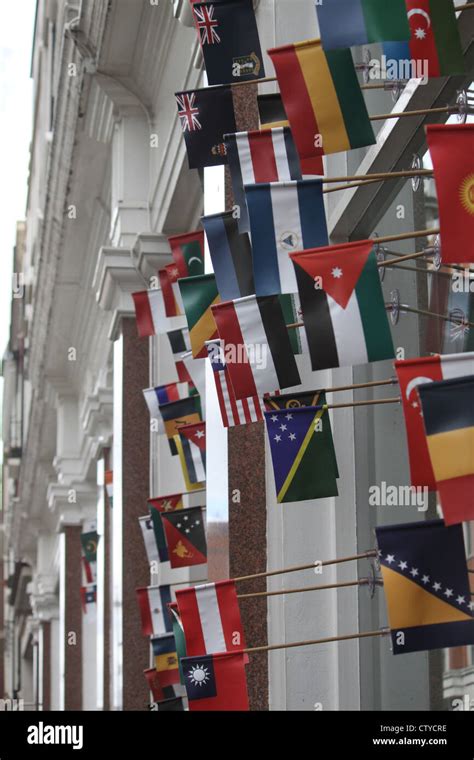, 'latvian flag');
166,328,193,383
291,240,394,372
168,230,205,278
176,580,246,656
178,422,206,485
224,127,304,232
245,179,328,296
143,383,190,421
201,211,254,300
206,339,265,428
211,295,301,400
136,584,173,637
132,289,186,338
